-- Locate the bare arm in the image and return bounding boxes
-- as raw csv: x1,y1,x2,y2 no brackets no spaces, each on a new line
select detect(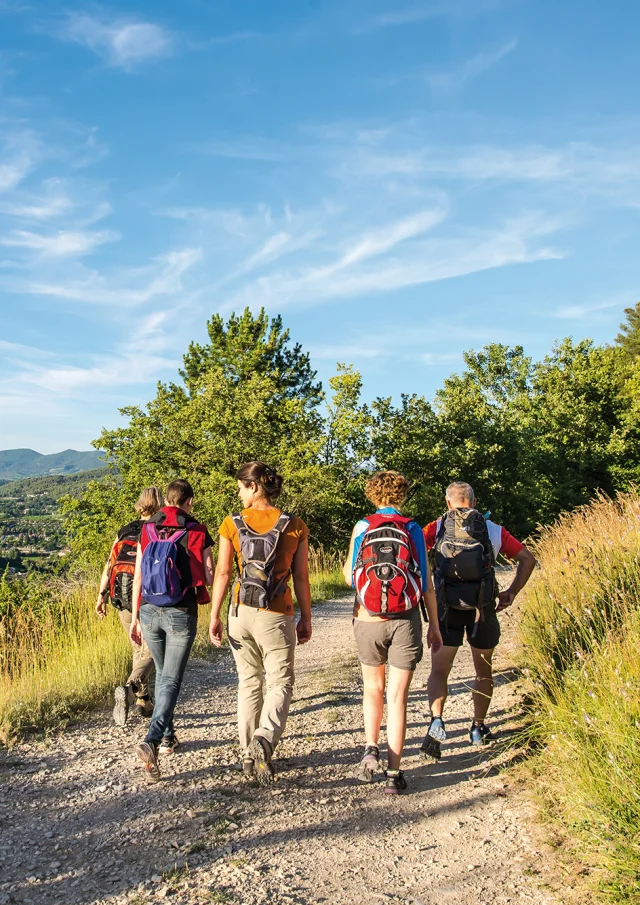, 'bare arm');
292,538,312,644
129,543,143,645
95,537,117,619
203,545,214,587
497,546,537,611
342,526,358,586
209,536,234,647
